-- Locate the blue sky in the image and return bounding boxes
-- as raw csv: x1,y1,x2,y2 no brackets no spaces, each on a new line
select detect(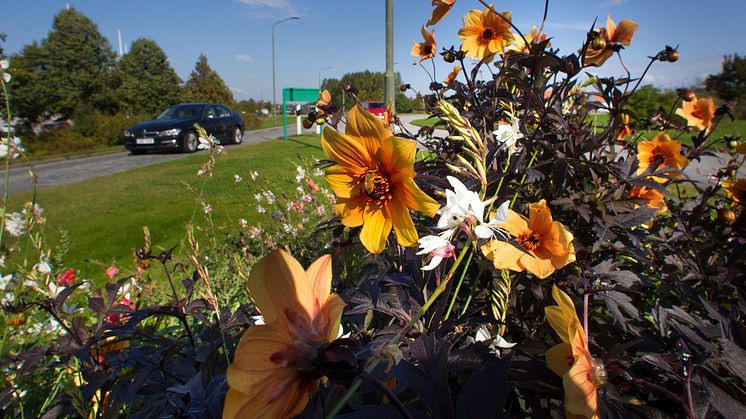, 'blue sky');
2,0,745,102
